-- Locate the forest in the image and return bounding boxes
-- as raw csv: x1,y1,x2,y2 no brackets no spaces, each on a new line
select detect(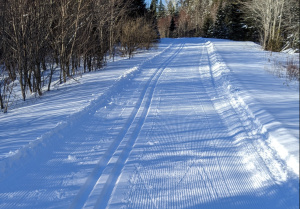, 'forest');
155,0,299,51
0,0,158,111
0,0,299,112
